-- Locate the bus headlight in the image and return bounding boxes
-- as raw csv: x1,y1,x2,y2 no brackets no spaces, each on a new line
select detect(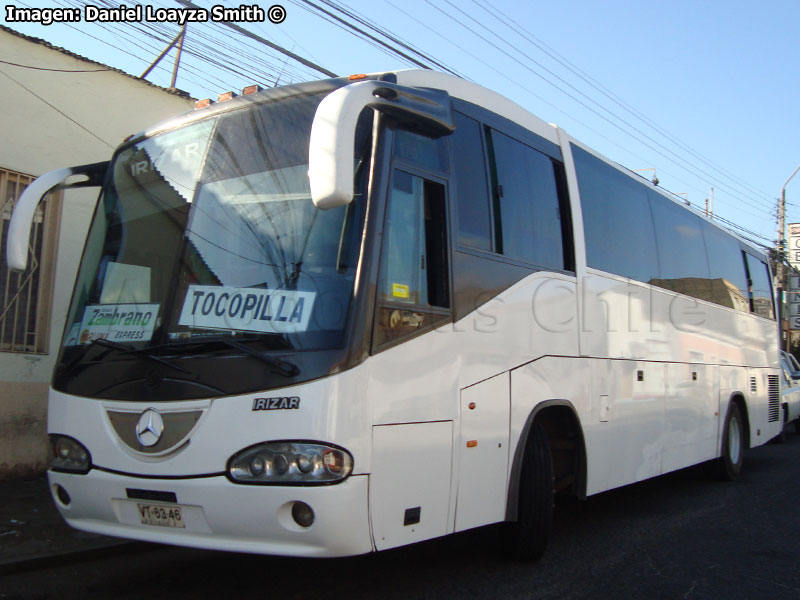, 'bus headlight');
228,442,353,484
49,435,92,474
